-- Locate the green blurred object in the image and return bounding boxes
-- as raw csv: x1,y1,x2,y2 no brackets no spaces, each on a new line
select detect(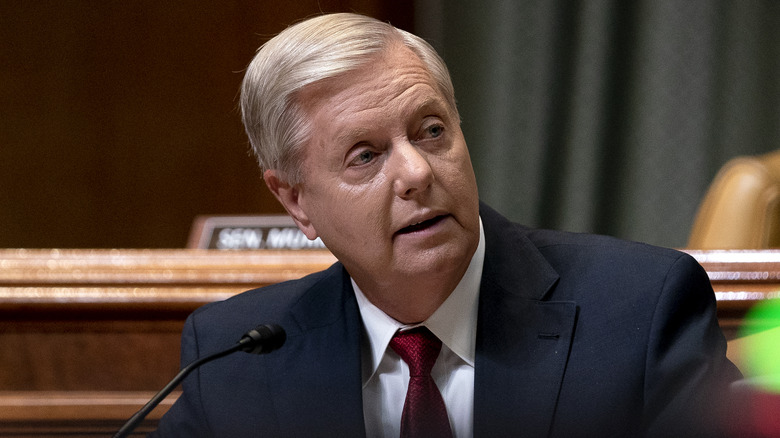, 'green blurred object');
739,299,780,393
